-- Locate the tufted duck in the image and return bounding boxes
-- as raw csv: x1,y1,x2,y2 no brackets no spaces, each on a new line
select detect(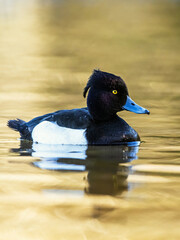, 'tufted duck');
7,70,149,145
